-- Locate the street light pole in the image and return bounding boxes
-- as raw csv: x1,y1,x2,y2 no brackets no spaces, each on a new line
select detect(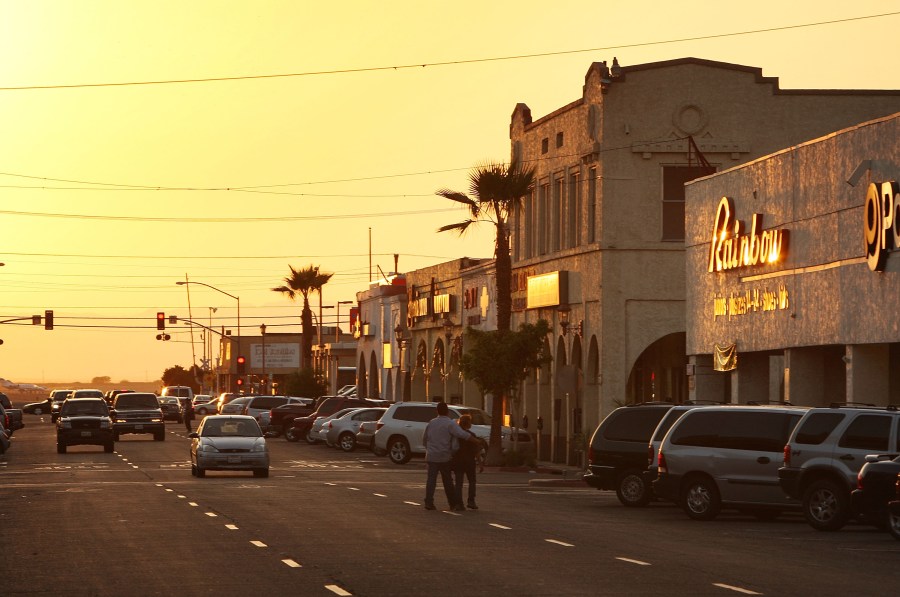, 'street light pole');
176,281,240,389
260,323,267,394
